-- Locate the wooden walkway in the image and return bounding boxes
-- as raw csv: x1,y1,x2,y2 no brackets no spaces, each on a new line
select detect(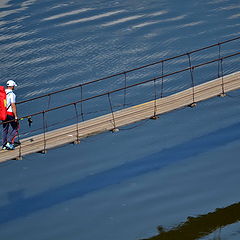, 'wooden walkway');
0,71,240,163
